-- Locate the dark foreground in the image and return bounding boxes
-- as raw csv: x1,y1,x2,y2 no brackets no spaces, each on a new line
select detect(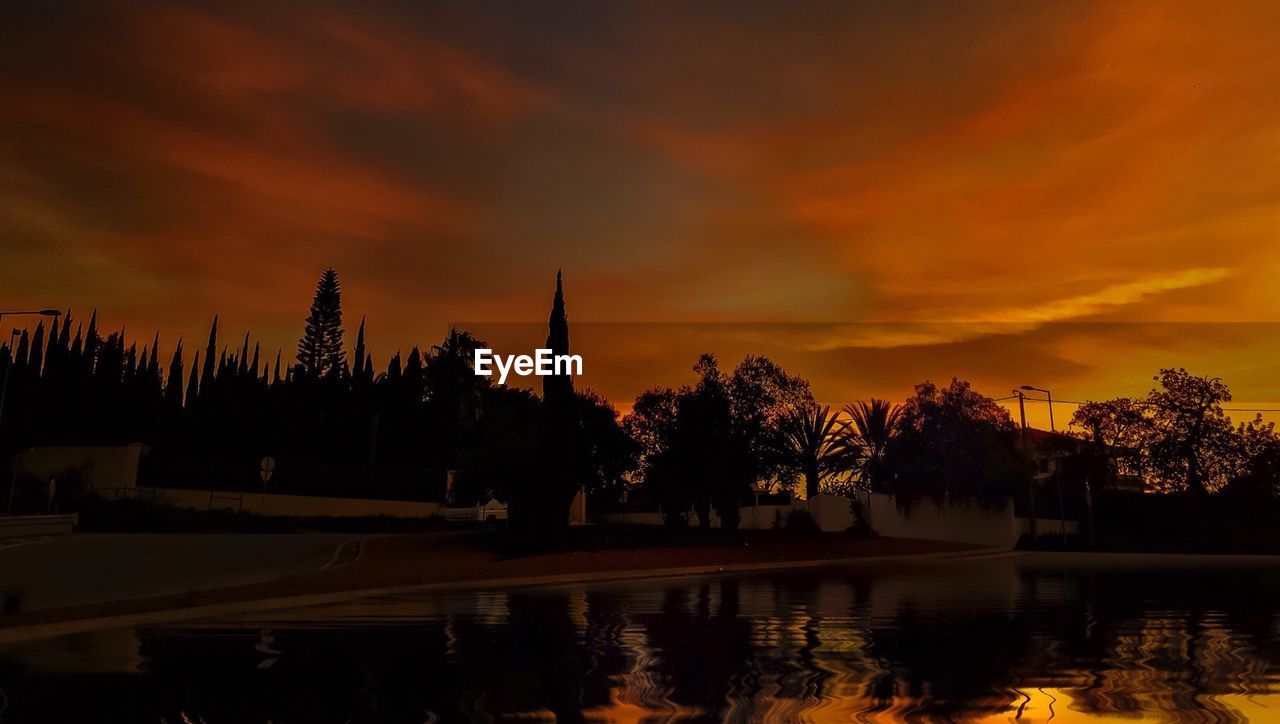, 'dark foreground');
0,529,974,630
3,552,1280,722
